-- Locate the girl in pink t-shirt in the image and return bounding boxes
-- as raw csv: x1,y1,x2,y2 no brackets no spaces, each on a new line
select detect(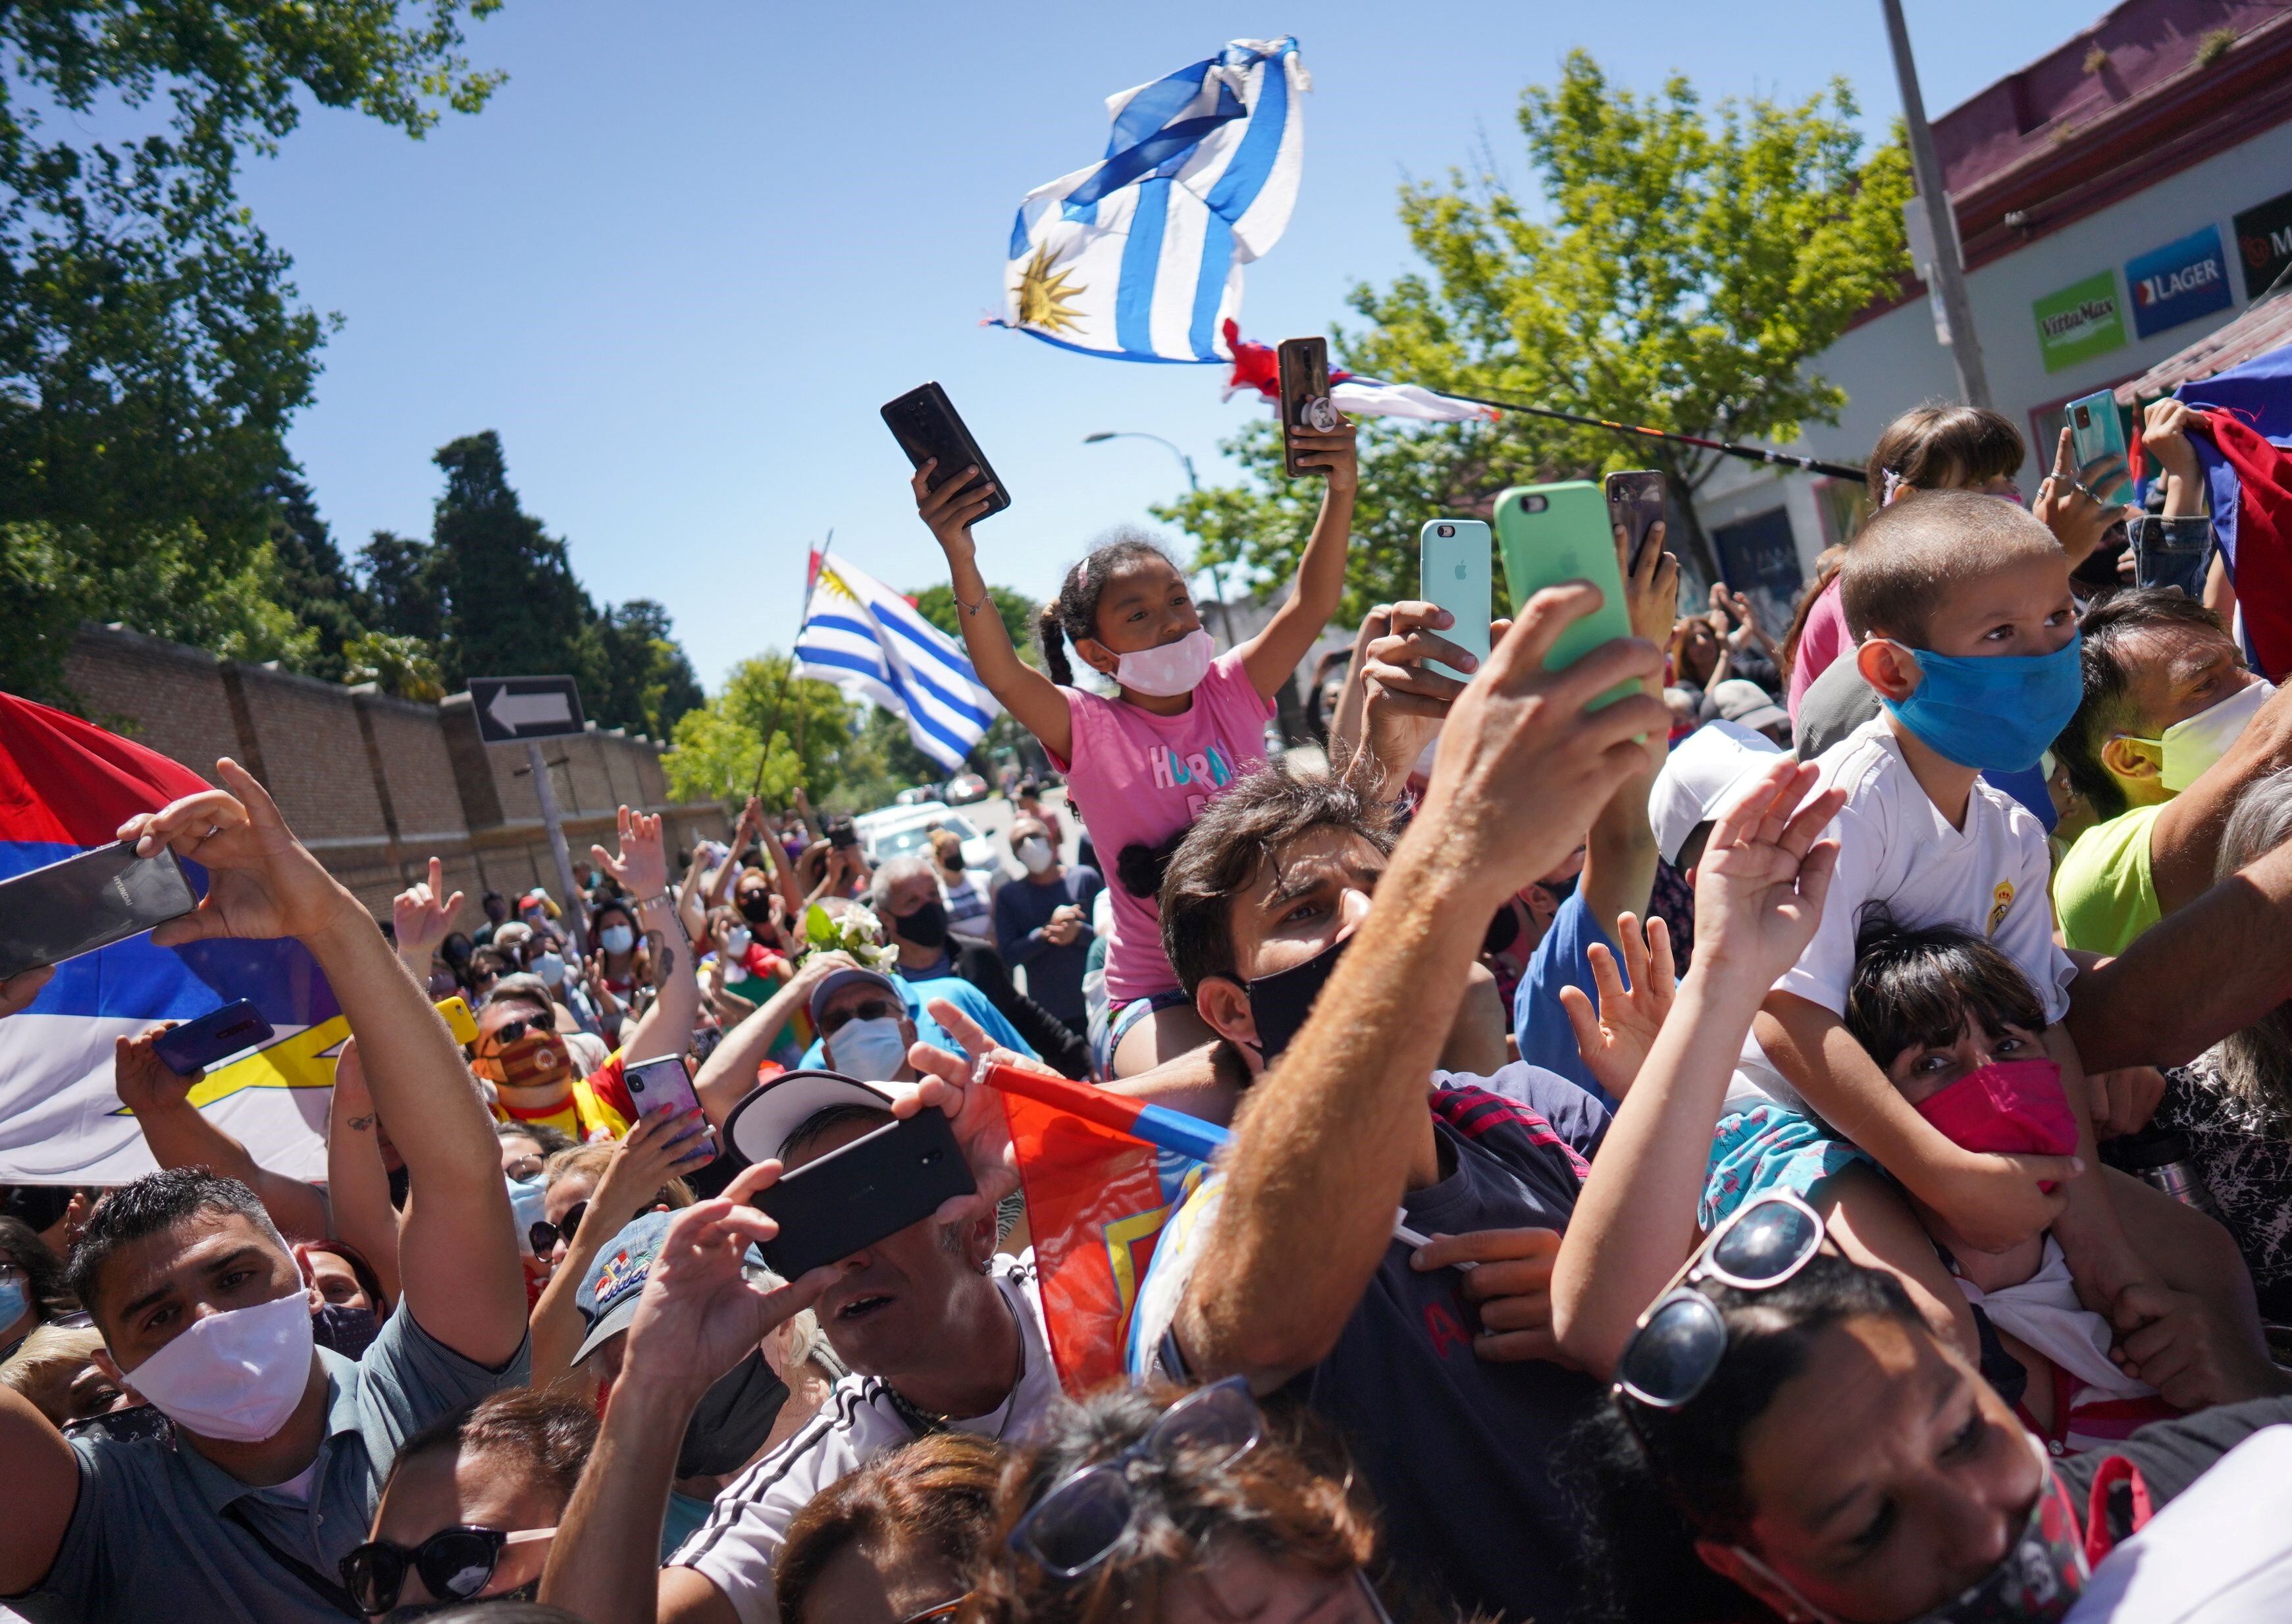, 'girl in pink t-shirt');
912,425,1358,1076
